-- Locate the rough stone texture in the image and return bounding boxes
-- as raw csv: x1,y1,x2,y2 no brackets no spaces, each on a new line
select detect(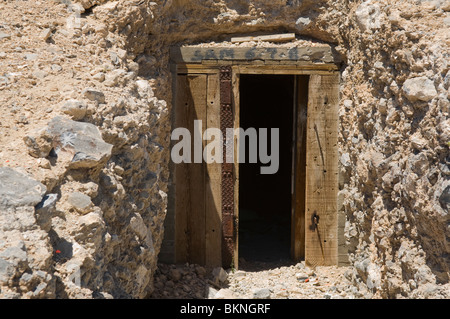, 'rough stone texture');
60,100,88,120
0,168,47,209
0,0,448,299
402,76,438,102
0,168,54,298
47,116,113,169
